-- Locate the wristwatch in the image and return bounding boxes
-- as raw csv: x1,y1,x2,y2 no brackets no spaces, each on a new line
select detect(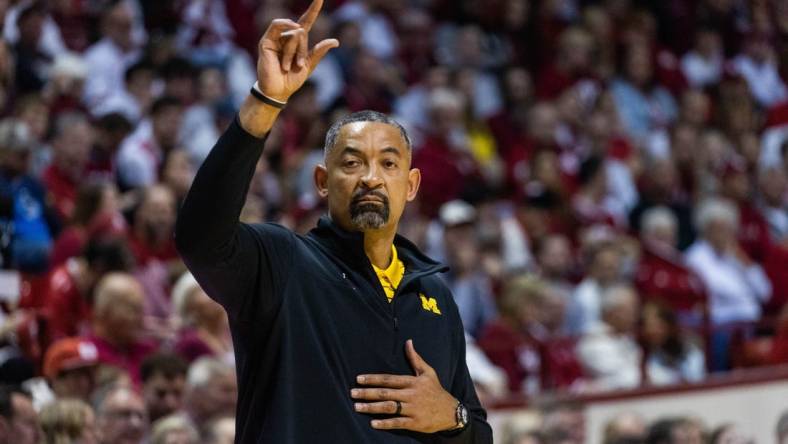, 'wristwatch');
454,402,469,430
